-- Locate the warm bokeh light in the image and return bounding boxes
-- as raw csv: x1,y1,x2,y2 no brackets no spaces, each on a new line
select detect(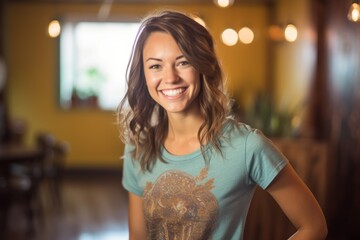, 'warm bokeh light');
192,15,206,28
214,0,234,8
268,25,284,42
348,3,360,22
284,24,297,42
238,27,254,44
221,28,238,46
48,20,61,38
